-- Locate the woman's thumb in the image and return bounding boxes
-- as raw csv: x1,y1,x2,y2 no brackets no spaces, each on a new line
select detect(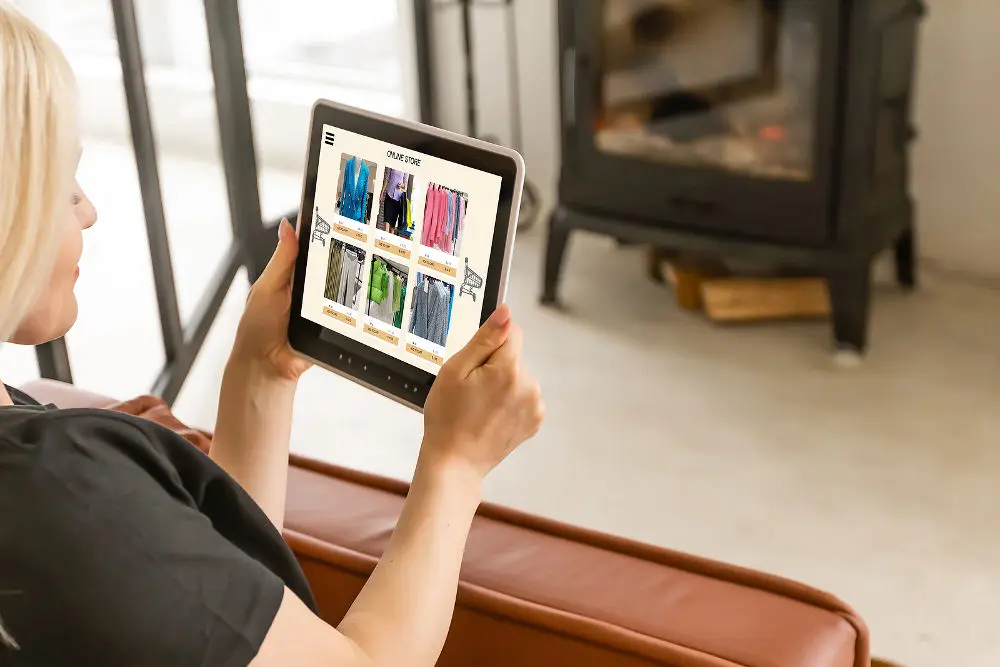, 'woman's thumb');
447,305,511,377
257,218,298,290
